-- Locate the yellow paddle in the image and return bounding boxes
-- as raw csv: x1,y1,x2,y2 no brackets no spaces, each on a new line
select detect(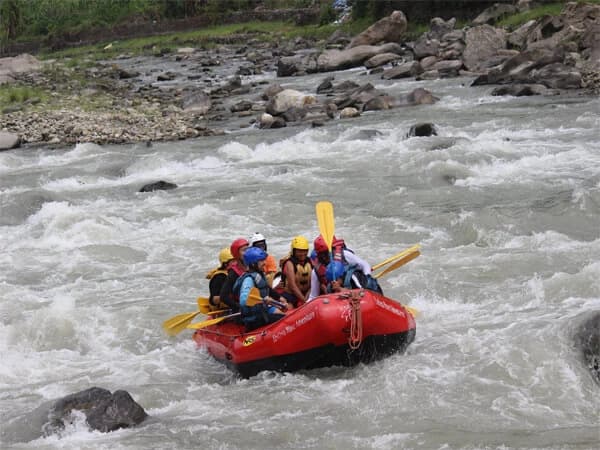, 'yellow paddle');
316,201,335,250
372,244,421,271
197,296,211,314
187,312,241,330
247,287,286,309
163,310,204,336
373,249,420,279
404,306,419,317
